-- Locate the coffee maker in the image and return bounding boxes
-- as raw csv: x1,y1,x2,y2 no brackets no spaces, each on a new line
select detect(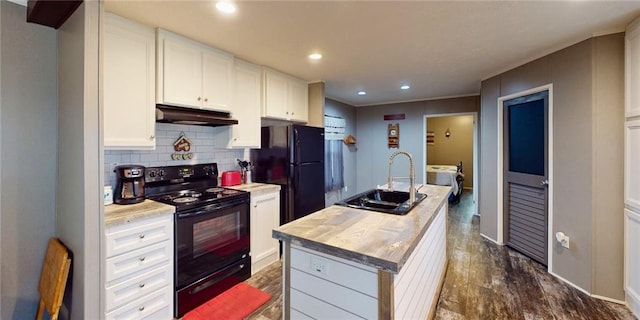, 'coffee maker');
114,165,145,204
